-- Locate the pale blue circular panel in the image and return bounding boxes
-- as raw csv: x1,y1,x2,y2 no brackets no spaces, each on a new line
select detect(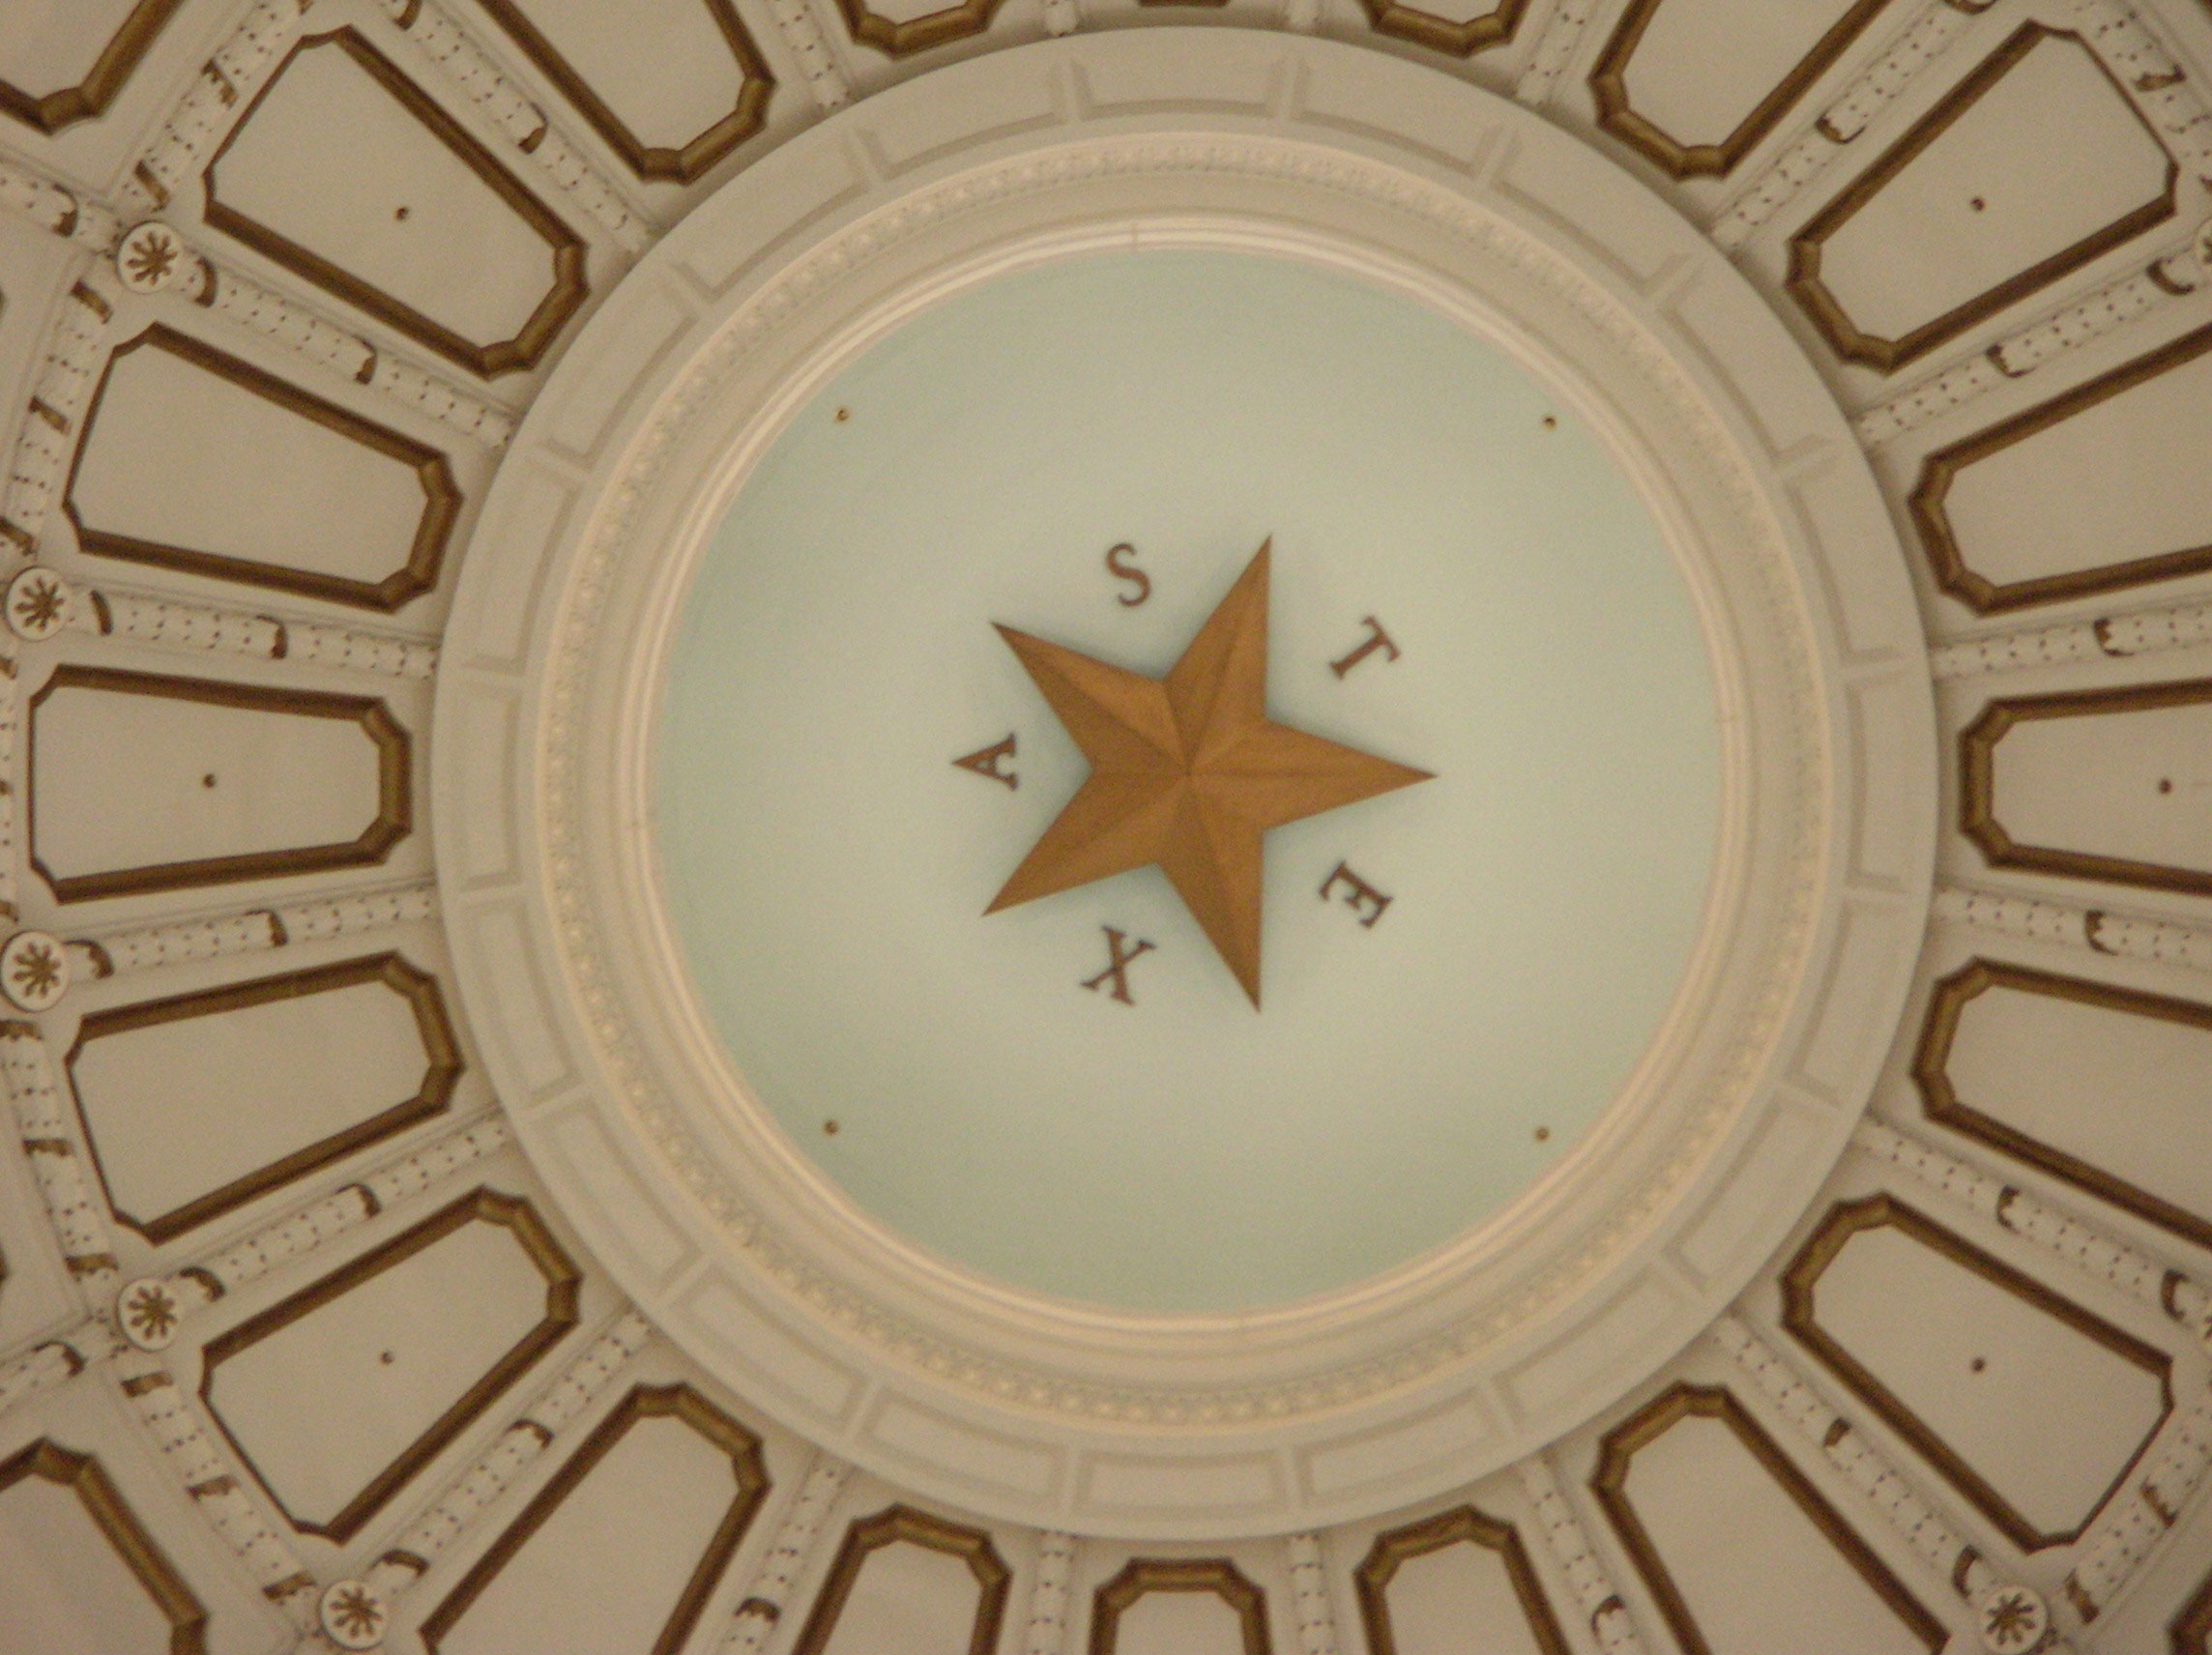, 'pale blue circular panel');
656,249,1719,1313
